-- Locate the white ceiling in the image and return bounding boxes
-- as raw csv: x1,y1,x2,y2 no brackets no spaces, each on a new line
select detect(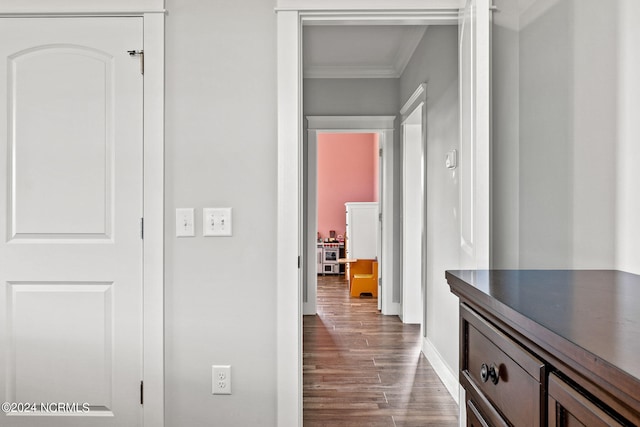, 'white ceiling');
303,25,428,79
